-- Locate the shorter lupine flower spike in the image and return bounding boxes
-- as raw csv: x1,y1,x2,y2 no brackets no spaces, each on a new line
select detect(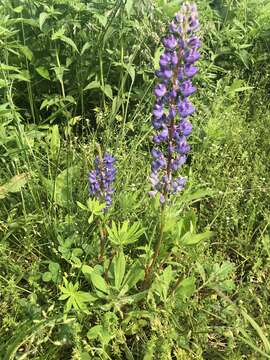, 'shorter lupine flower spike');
150,2,200,203
88,151,116,211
